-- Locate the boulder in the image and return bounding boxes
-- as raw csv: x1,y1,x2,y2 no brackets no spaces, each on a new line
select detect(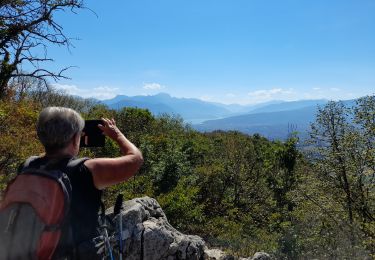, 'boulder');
204,248,271,260
106,196,271,260
204,249,226,259
250,252,272,260
107,196,206,260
